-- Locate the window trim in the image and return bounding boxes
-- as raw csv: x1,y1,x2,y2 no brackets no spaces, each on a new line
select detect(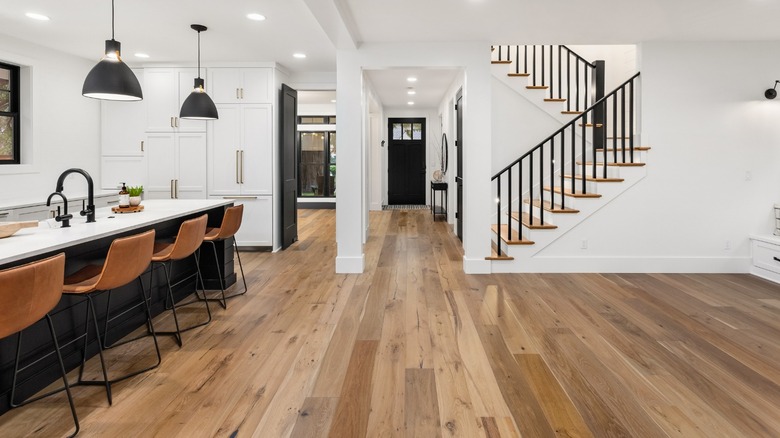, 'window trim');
0,61,20,165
